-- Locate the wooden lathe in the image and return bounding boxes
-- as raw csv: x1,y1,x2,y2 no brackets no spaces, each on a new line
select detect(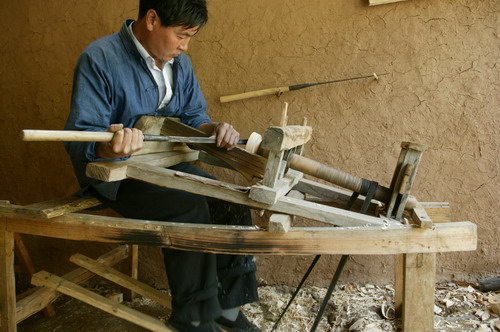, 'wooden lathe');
0,116,476,332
